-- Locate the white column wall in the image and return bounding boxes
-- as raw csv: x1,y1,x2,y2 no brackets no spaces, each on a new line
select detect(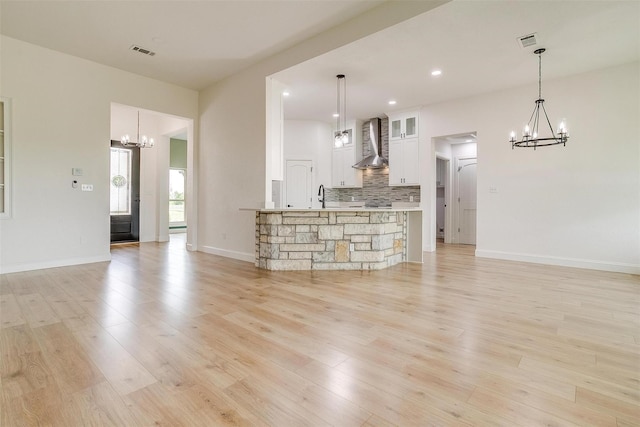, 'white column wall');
197,1,445,262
